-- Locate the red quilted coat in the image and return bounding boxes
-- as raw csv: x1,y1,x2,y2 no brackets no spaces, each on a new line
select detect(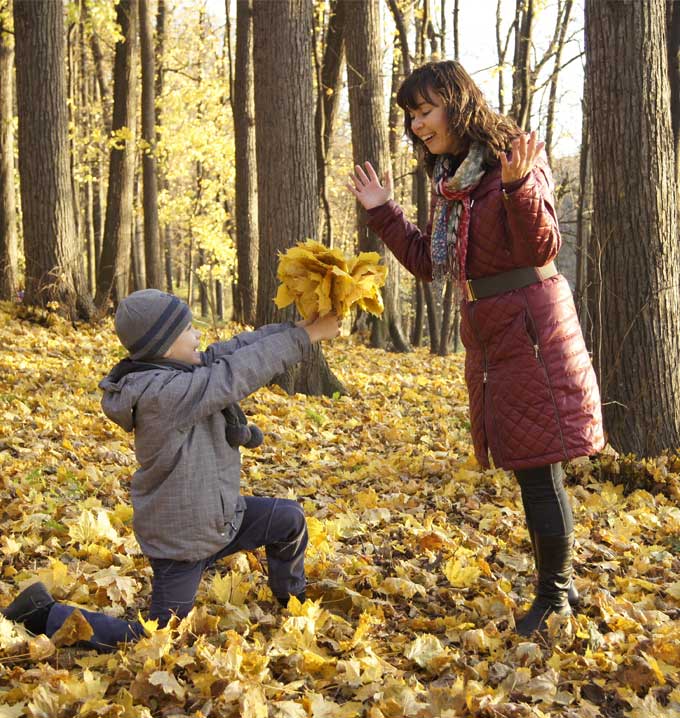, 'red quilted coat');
367,152,604,470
